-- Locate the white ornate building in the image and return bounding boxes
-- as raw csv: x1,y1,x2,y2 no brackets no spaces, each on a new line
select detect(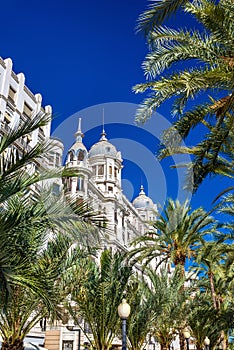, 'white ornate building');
63,118,157,251
0,57,158,350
